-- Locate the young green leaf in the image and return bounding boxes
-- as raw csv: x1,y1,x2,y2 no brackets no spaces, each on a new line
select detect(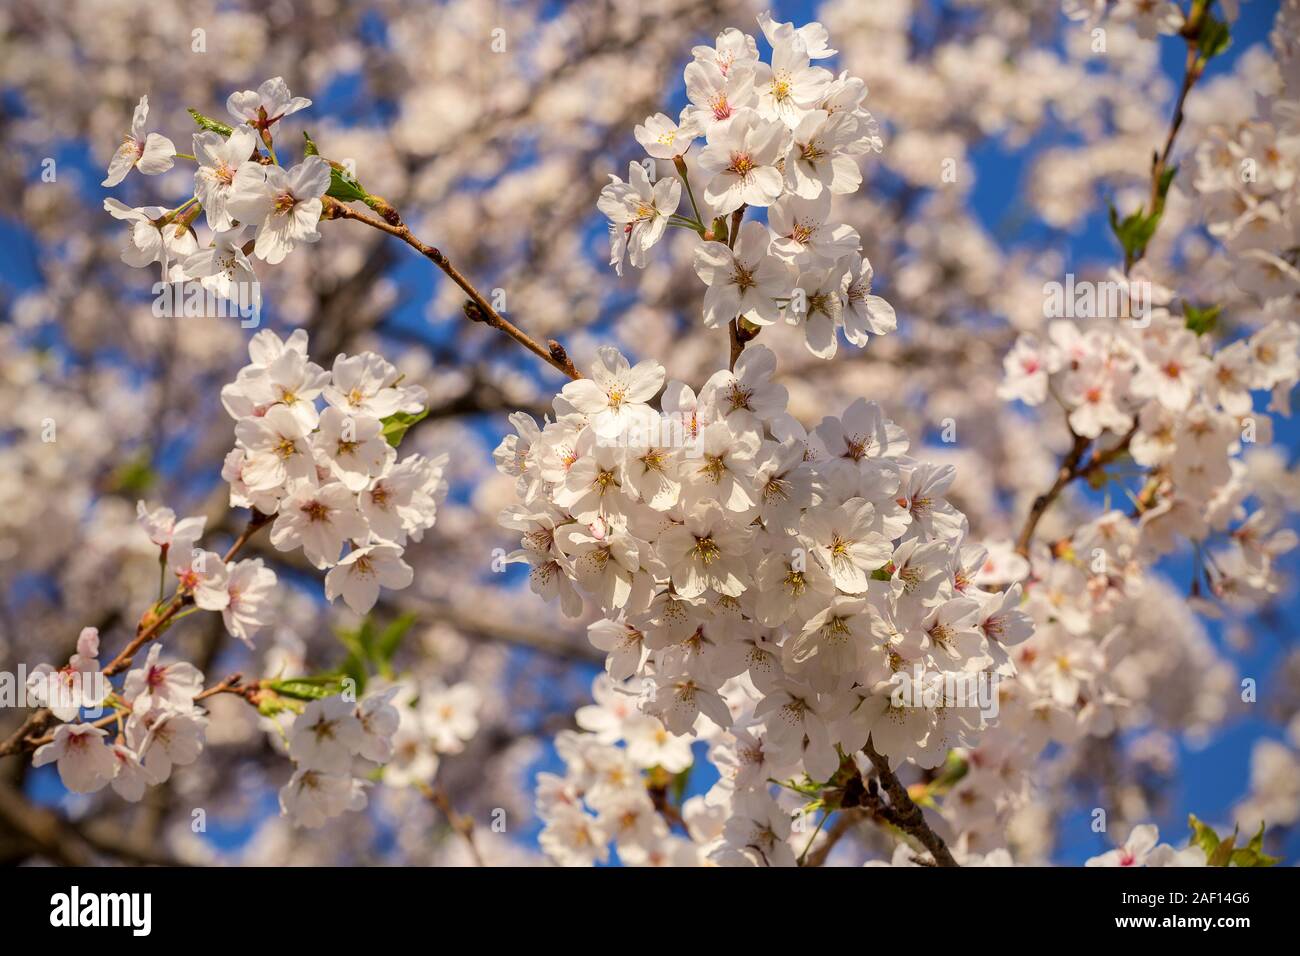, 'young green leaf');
375,612,418,671
1187,813,1220,856
1184,302,1221,335
303,132,371,202
1197,15,1231,62
268,675,346,700
380,409,430,448
188,108,233,137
